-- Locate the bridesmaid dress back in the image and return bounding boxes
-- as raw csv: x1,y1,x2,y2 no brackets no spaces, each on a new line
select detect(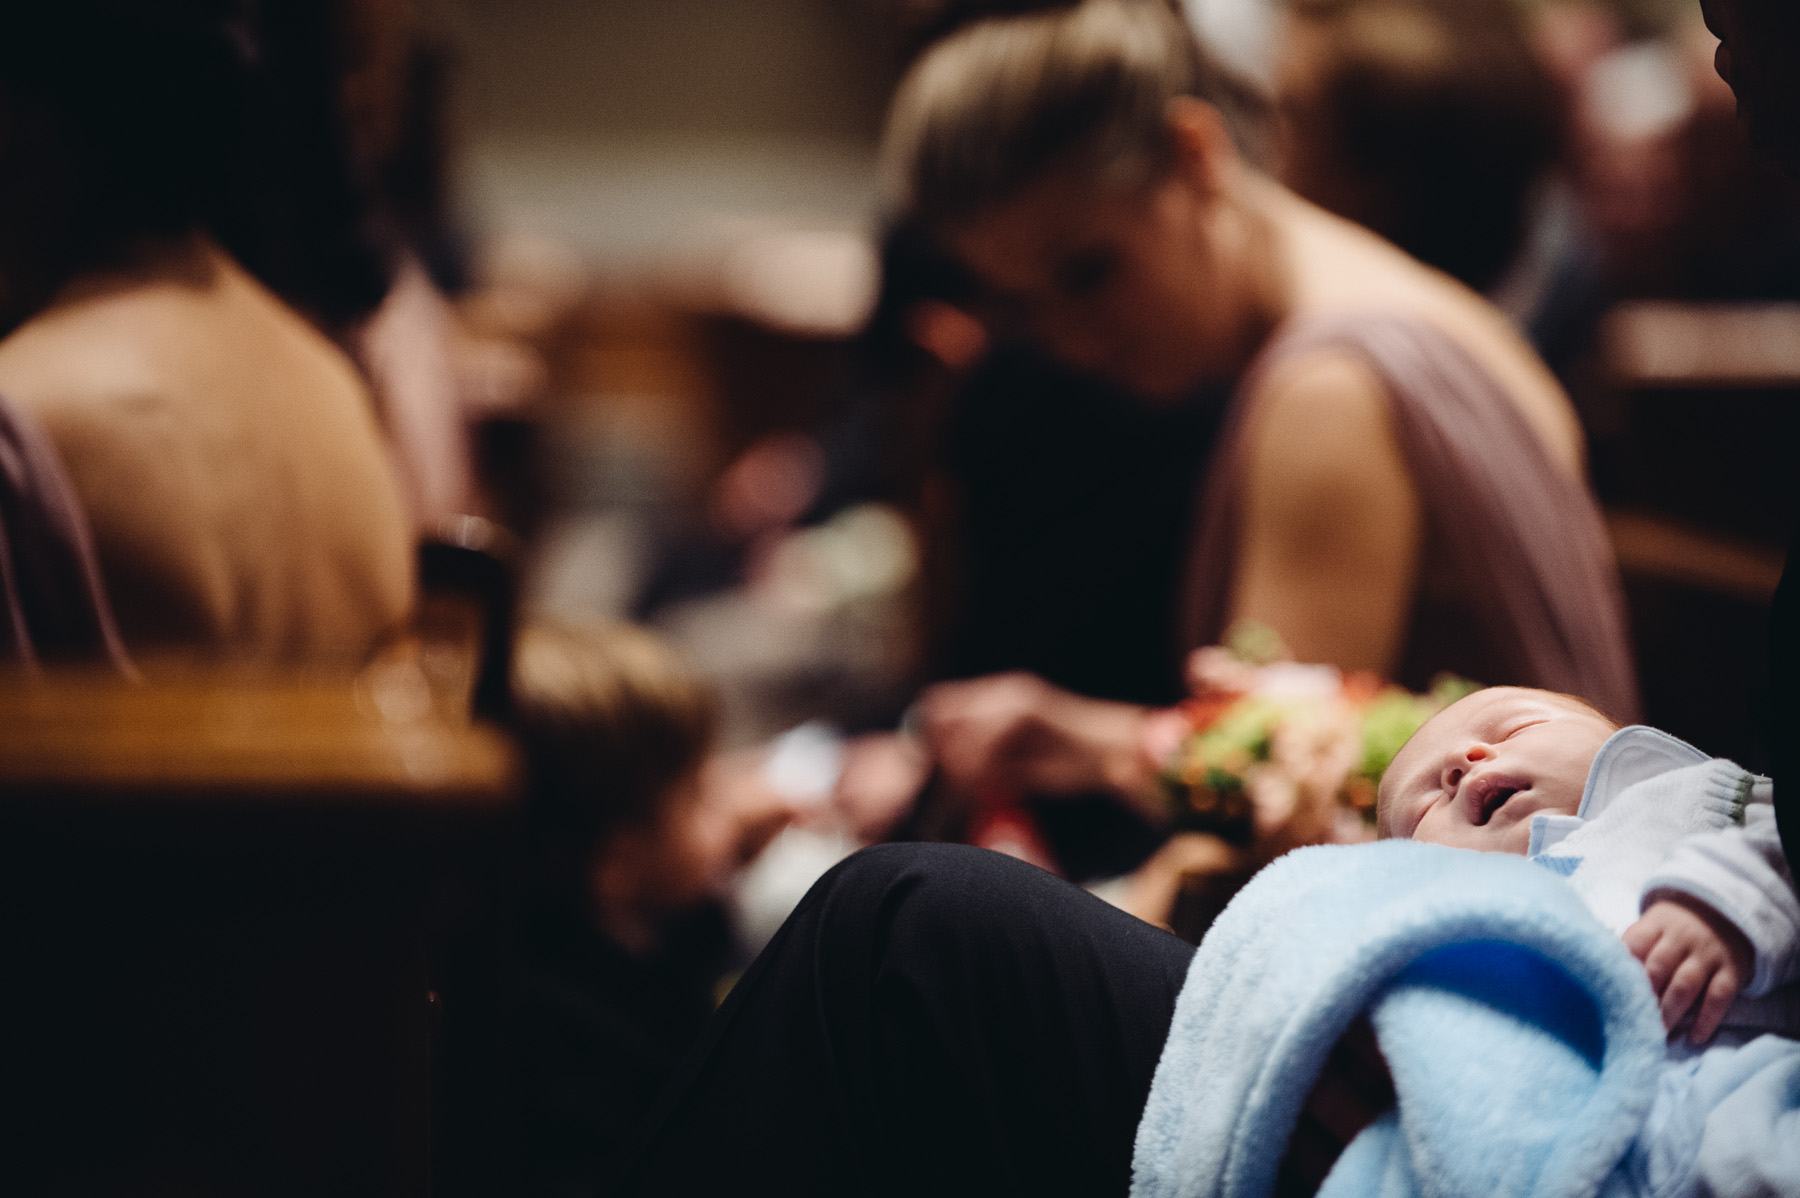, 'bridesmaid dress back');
1181,312,1640,722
